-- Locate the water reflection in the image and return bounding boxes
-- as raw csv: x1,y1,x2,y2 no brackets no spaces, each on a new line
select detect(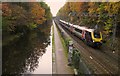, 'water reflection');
2,22,52,75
